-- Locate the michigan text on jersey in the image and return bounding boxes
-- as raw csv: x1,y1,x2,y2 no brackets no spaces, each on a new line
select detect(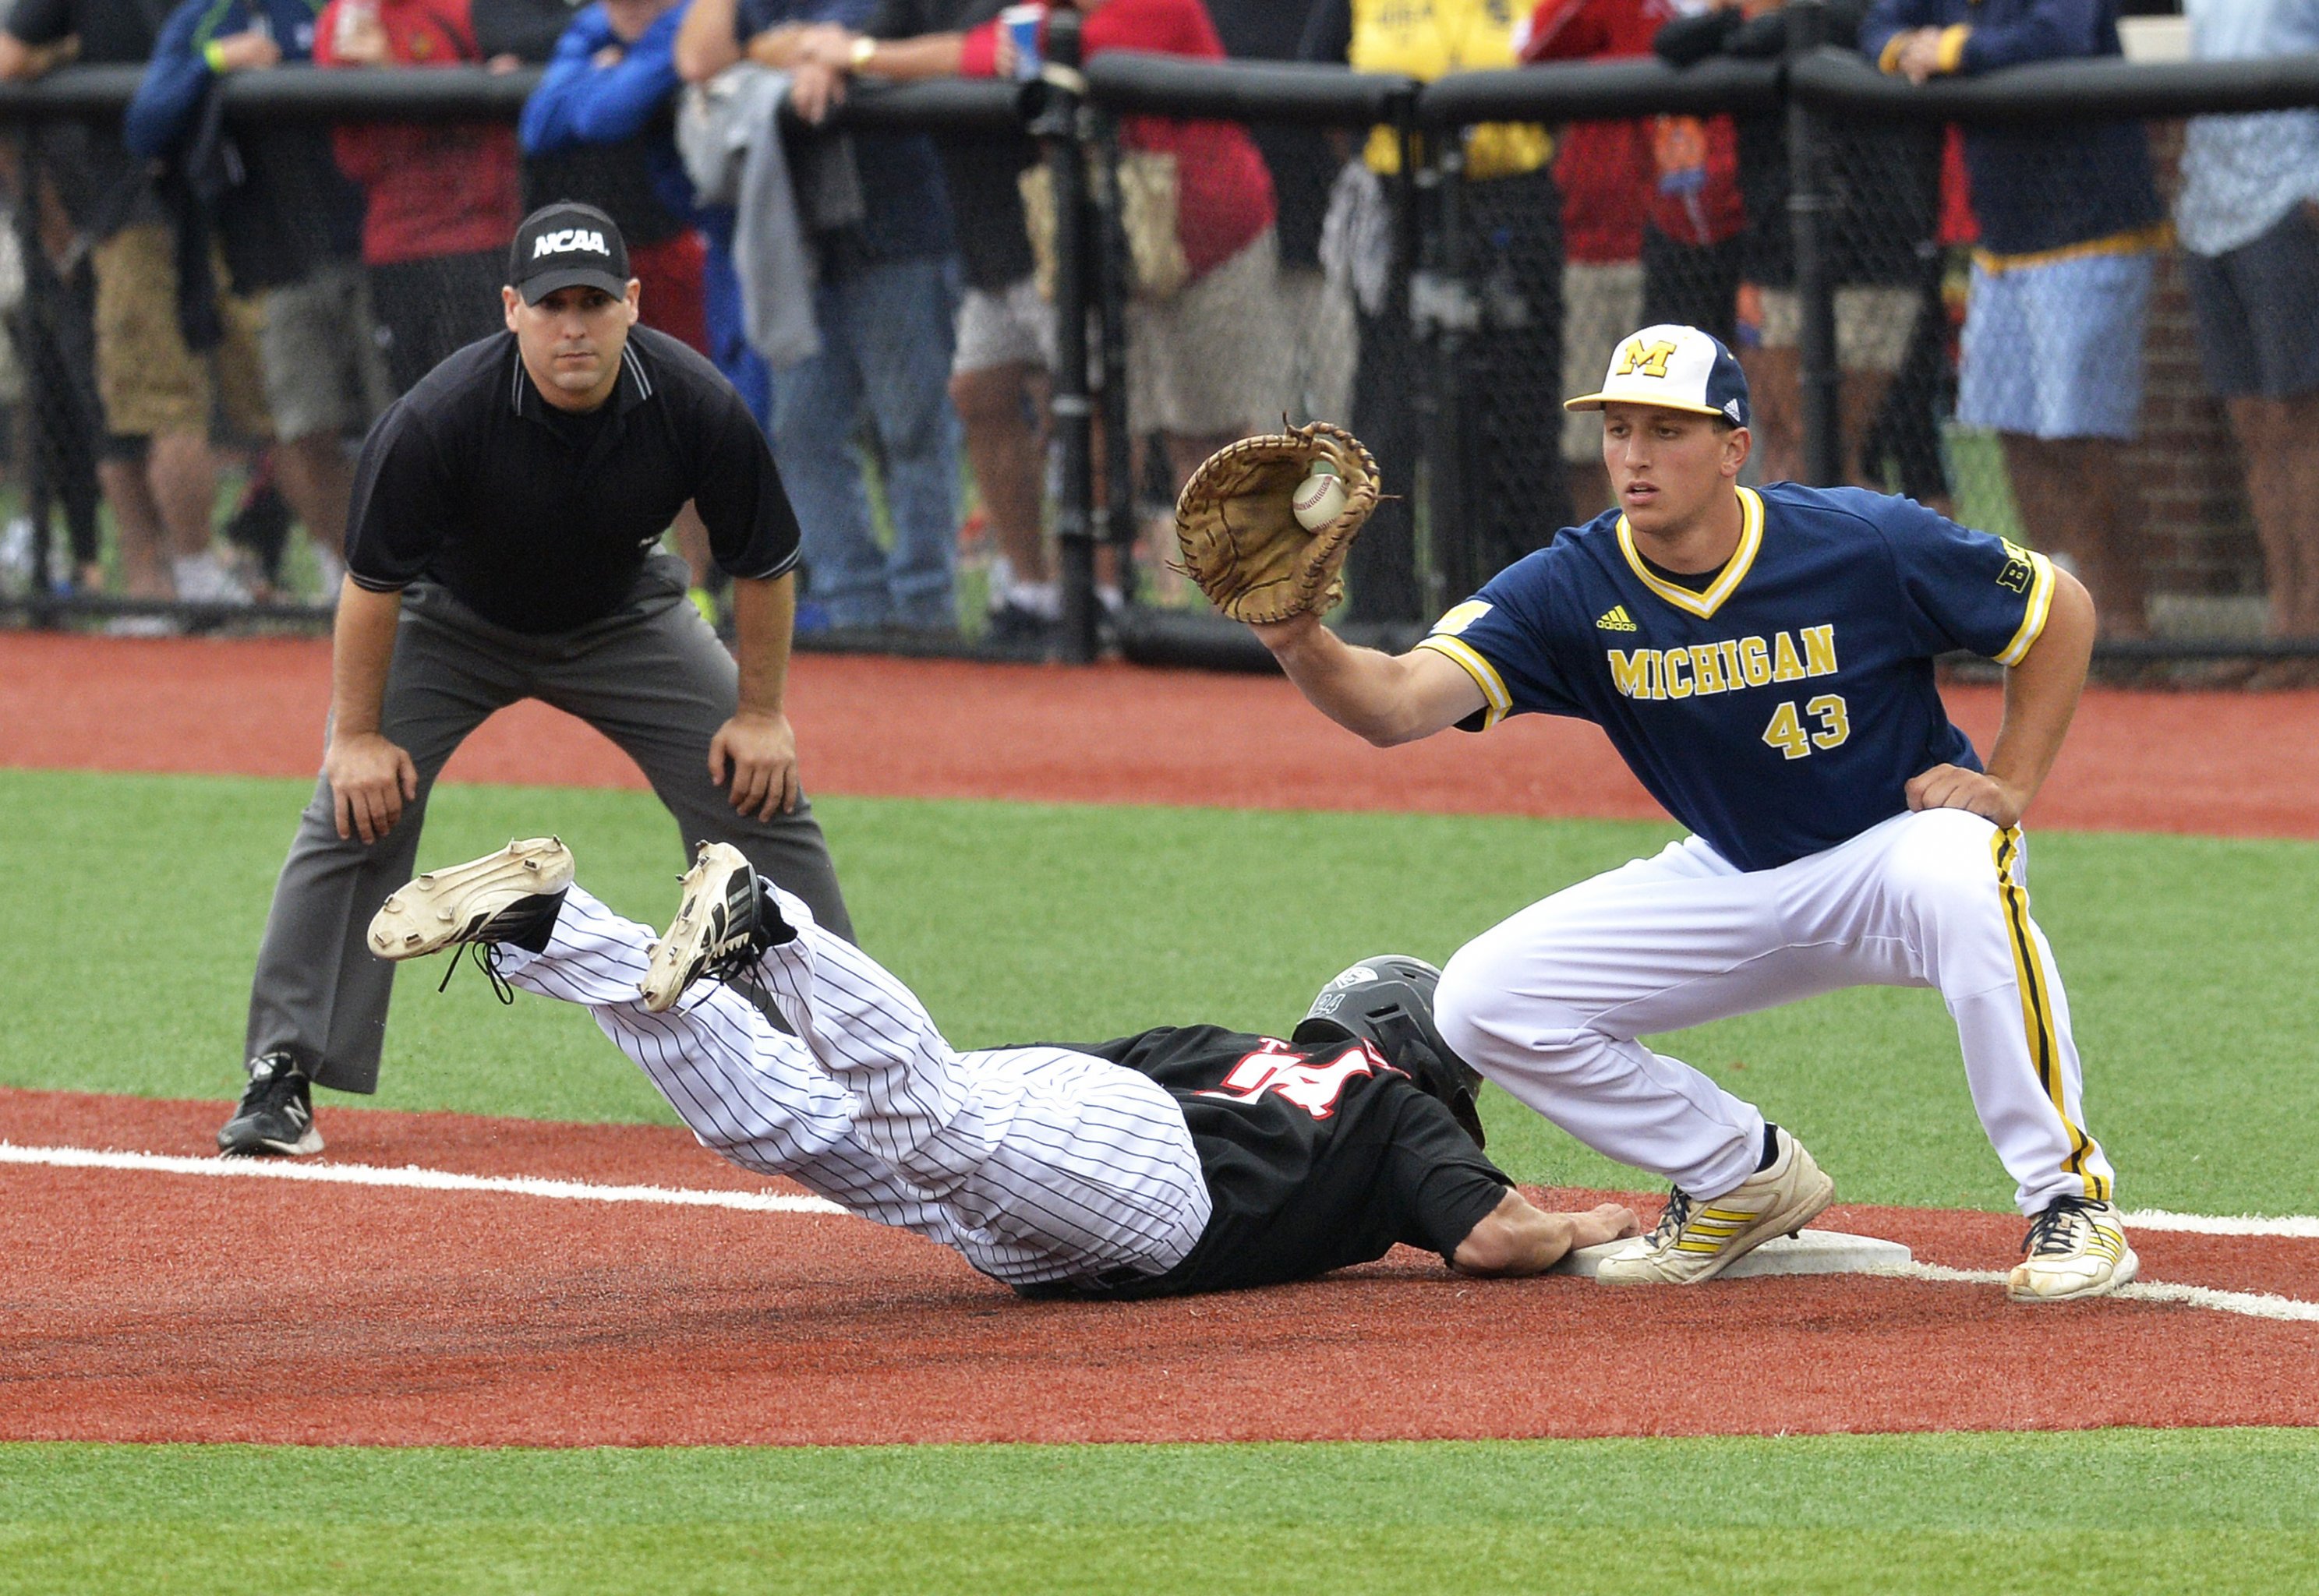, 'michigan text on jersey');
1606,626,1838,701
